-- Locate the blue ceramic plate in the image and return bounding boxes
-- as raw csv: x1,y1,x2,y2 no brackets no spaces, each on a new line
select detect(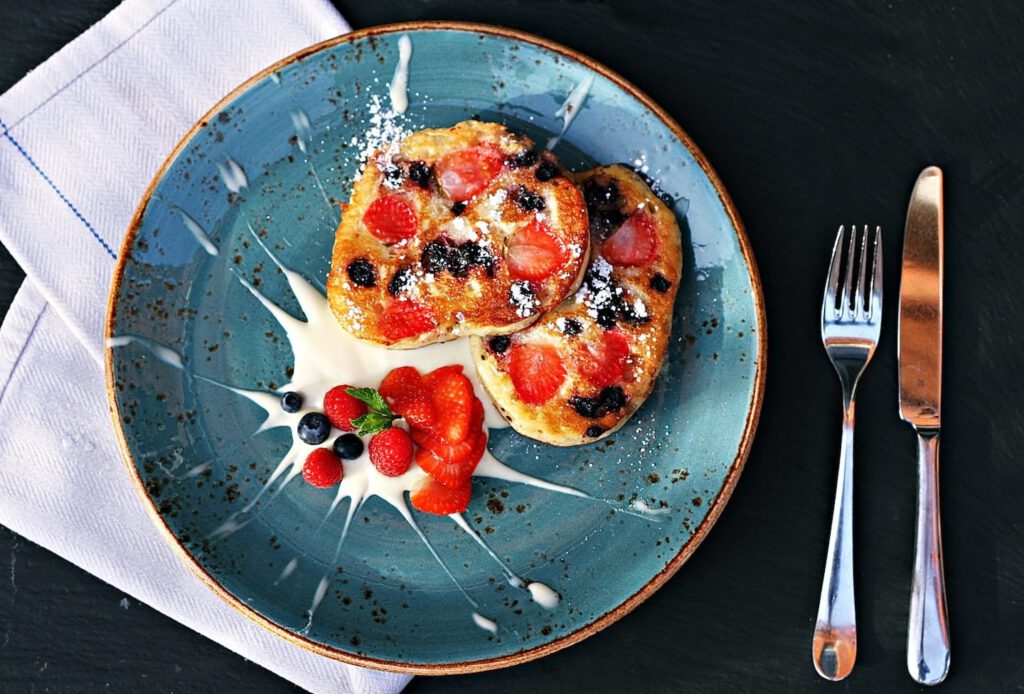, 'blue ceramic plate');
106,22,765,673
